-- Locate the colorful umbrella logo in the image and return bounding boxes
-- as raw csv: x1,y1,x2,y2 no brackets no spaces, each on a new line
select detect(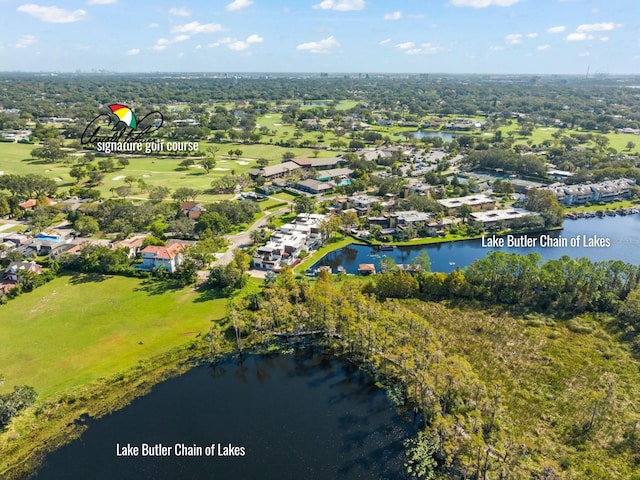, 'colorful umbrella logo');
108,104,137,129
